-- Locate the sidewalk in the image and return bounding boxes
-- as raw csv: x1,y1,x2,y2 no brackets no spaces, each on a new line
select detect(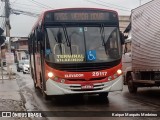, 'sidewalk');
0,69,31,120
